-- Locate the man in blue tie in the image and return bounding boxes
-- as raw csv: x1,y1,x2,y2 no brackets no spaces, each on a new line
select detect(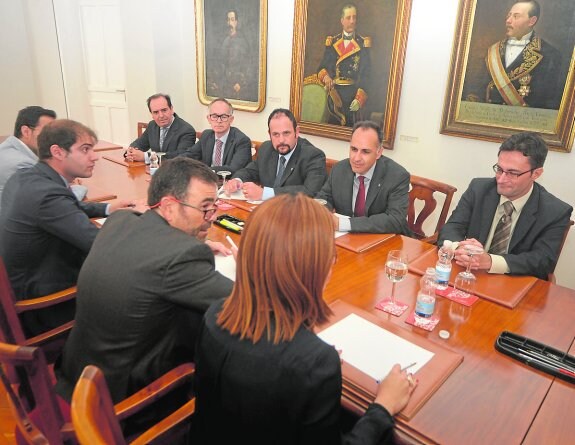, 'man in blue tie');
315,121,411,234
223,108,327,201
125,93,197,162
